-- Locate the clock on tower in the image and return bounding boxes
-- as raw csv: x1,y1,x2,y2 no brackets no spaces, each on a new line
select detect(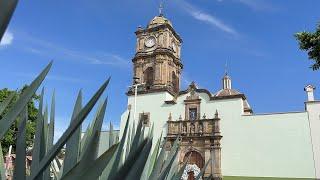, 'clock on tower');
128,13,183,96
